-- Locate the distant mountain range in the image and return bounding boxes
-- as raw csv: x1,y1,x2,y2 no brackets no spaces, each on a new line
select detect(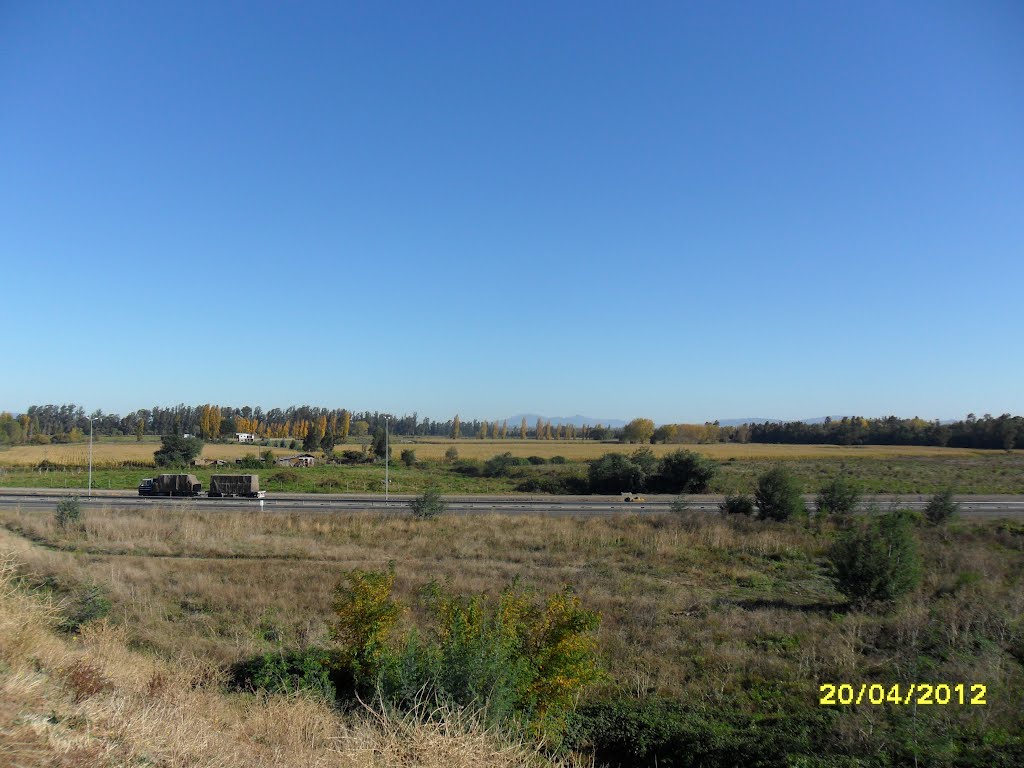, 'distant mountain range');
504,414,628,428
503,415,957,428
